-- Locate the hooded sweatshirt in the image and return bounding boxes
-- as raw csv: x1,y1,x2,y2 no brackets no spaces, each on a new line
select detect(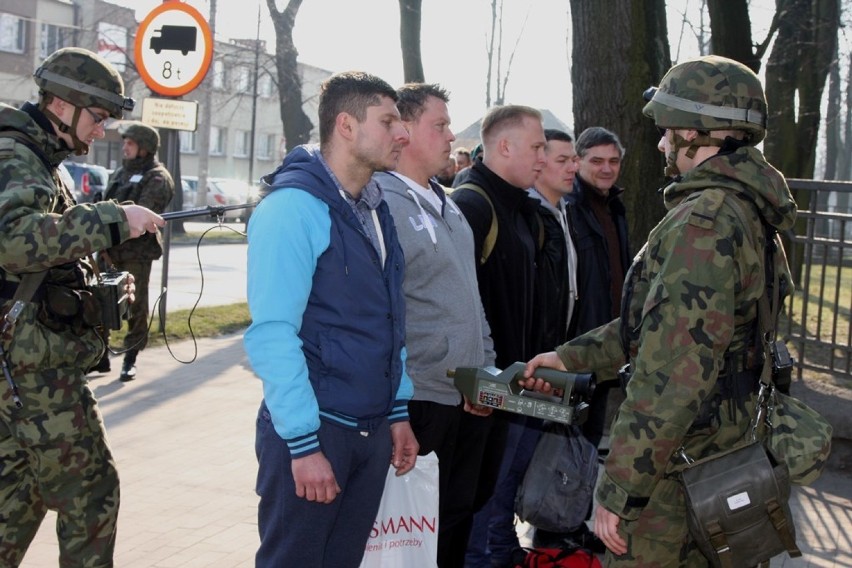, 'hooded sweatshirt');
244,145,412,458
553,144,797,520
375,172,495,405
